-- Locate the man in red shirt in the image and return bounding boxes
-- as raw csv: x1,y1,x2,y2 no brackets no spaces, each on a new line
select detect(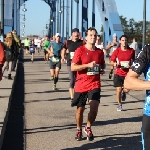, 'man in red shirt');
110,35,135,111
71,27,105,141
